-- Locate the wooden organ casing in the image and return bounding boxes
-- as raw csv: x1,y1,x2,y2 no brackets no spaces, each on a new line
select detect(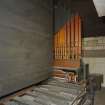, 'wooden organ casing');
53,14,82,69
